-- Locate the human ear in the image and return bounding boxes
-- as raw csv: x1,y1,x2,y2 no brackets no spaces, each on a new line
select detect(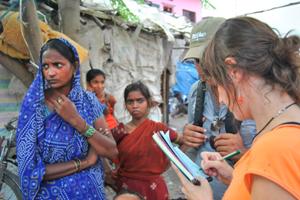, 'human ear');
86,84,93,92
224,57,242,83
224,57,236,66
